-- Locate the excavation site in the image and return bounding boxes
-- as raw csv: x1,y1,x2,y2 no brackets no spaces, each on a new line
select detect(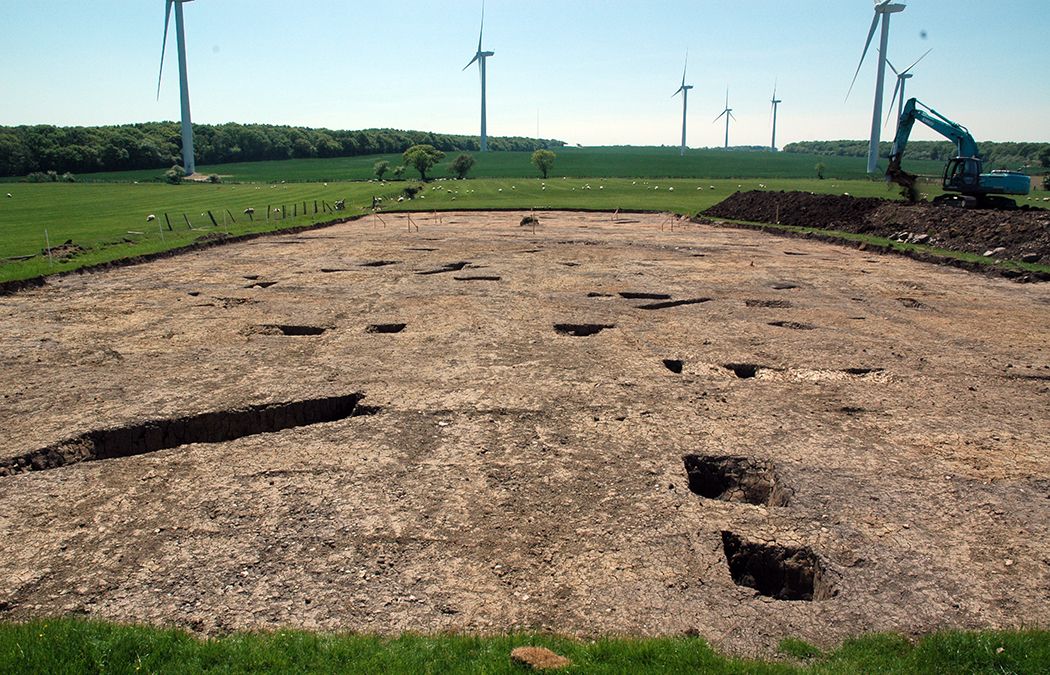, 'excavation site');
0,210,1047,656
